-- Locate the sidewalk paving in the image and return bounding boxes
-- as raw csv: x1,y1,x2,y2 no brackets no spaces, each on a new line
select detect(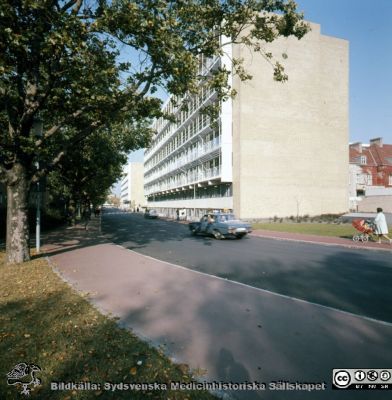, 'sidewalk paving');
250,229,392,252
41,217,392,400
